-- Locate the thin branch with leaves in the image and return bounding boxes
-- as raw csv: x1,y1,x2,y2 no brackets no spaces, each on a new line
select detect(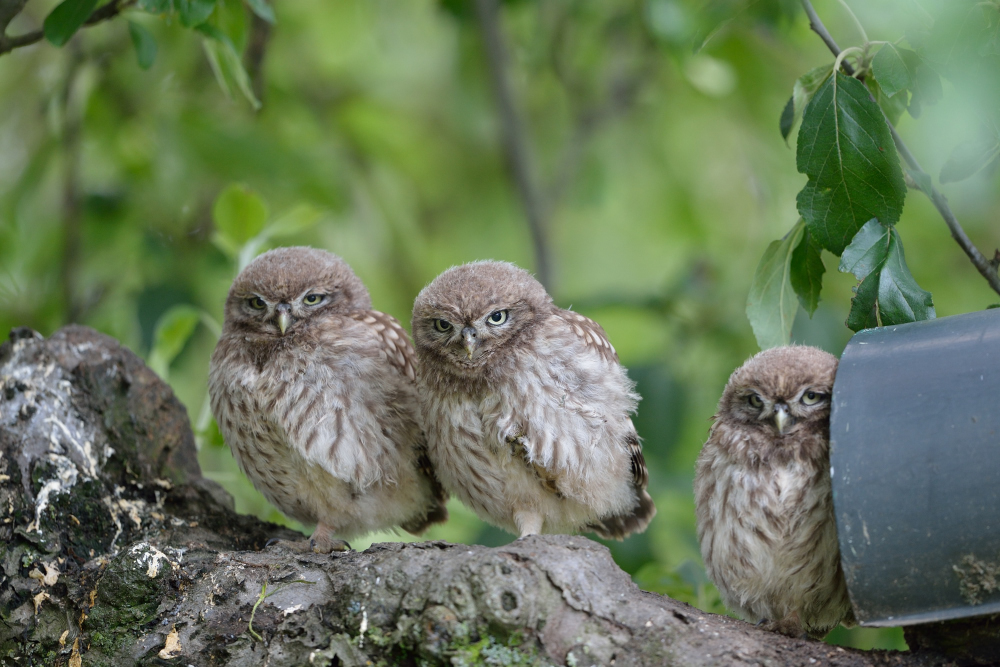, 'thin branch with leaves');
800,0,1000,297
